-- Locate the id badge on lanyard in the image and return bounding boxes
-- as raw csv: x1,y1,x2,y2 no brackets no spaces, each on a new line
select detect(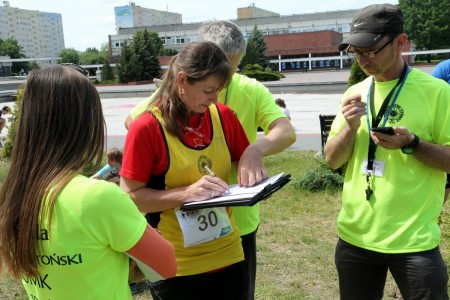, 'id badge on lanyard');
364,63,409,200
